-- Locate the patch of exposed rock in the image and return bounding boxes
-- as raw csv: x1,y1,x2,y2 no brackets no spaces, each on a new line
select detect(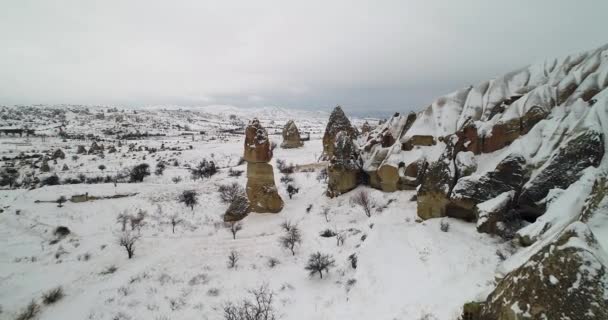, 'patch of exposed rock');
463,222,608,320
327,131,360,197
280,120,304,148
